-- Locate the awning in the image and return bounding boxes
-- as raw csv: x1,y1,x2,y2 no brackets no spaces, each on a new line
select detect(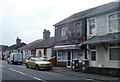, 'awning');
82,32,120,45
54,44,80,50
